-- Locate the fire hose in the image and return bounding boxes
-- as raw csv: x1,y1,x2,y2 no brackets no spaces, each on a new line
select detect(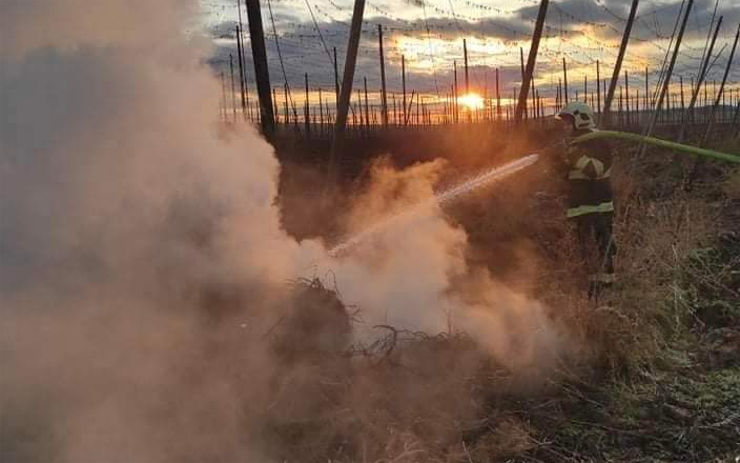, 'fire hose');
567,130,739,304
570,130,740,165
